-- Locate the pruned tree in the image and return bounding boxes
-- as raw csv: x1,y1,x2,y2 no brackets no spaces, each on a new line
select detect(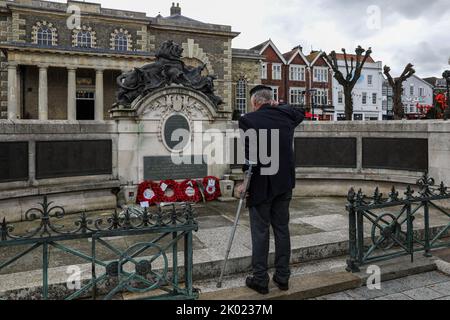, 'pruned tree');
324,46,372,120
384,63,416,120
